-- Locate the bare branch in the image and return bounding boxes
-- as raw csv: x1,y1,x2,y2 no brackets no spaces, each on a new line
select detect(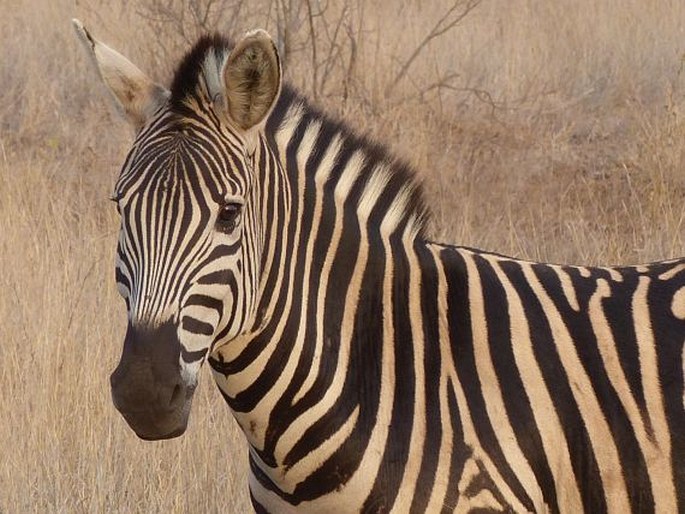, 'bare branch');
385,0,482,97
304,0,319,100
